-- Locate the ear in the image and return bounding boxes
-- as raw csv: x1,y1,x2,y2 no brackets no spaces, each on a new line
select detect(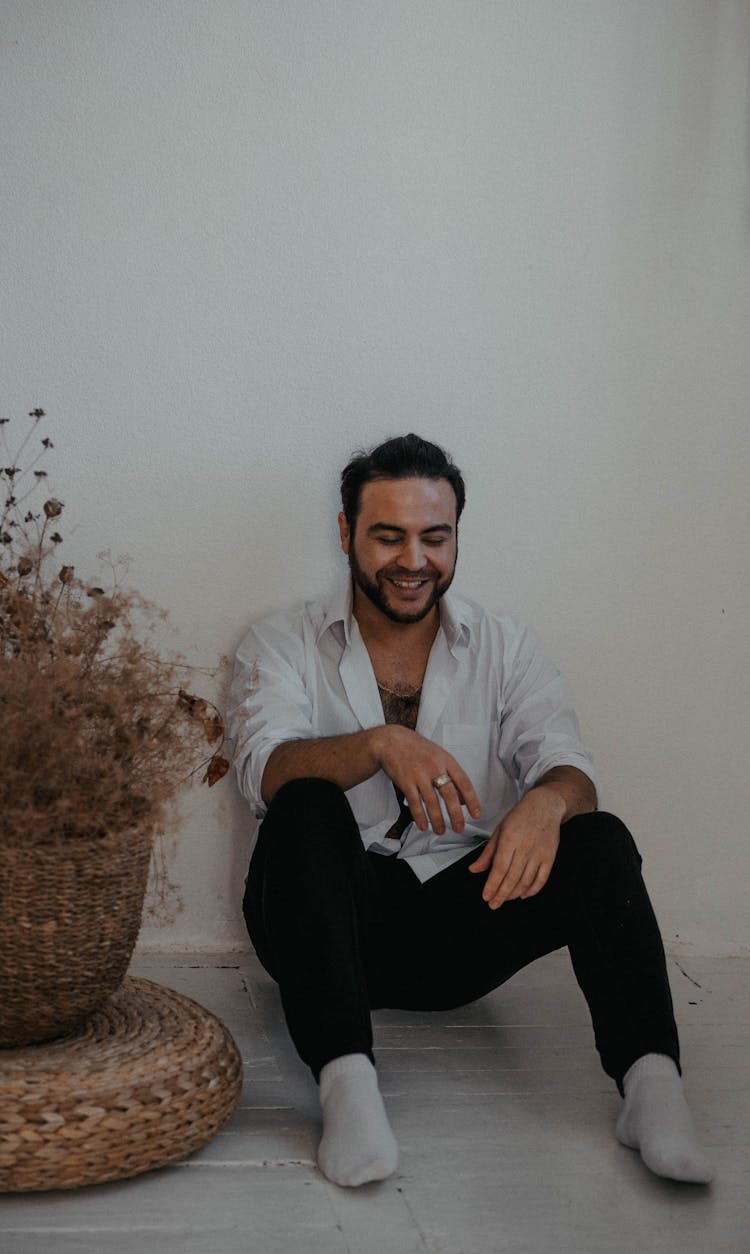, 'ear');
338,511,351,555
